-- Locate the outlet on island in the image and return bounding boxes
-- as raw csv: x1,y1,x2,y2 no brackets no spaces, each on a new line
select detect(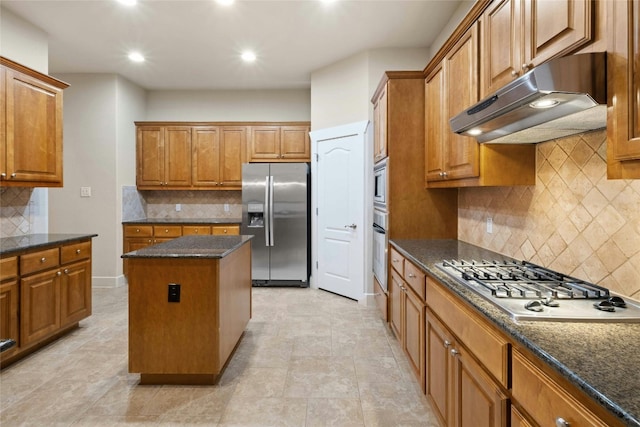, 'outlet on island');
168,283,181,303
